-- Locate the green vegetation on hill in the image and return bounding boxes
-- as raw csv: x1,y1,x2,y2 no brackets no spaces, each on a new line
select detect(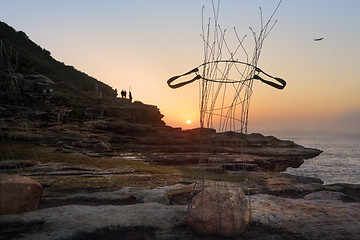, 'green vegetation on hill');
0,21,116,98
